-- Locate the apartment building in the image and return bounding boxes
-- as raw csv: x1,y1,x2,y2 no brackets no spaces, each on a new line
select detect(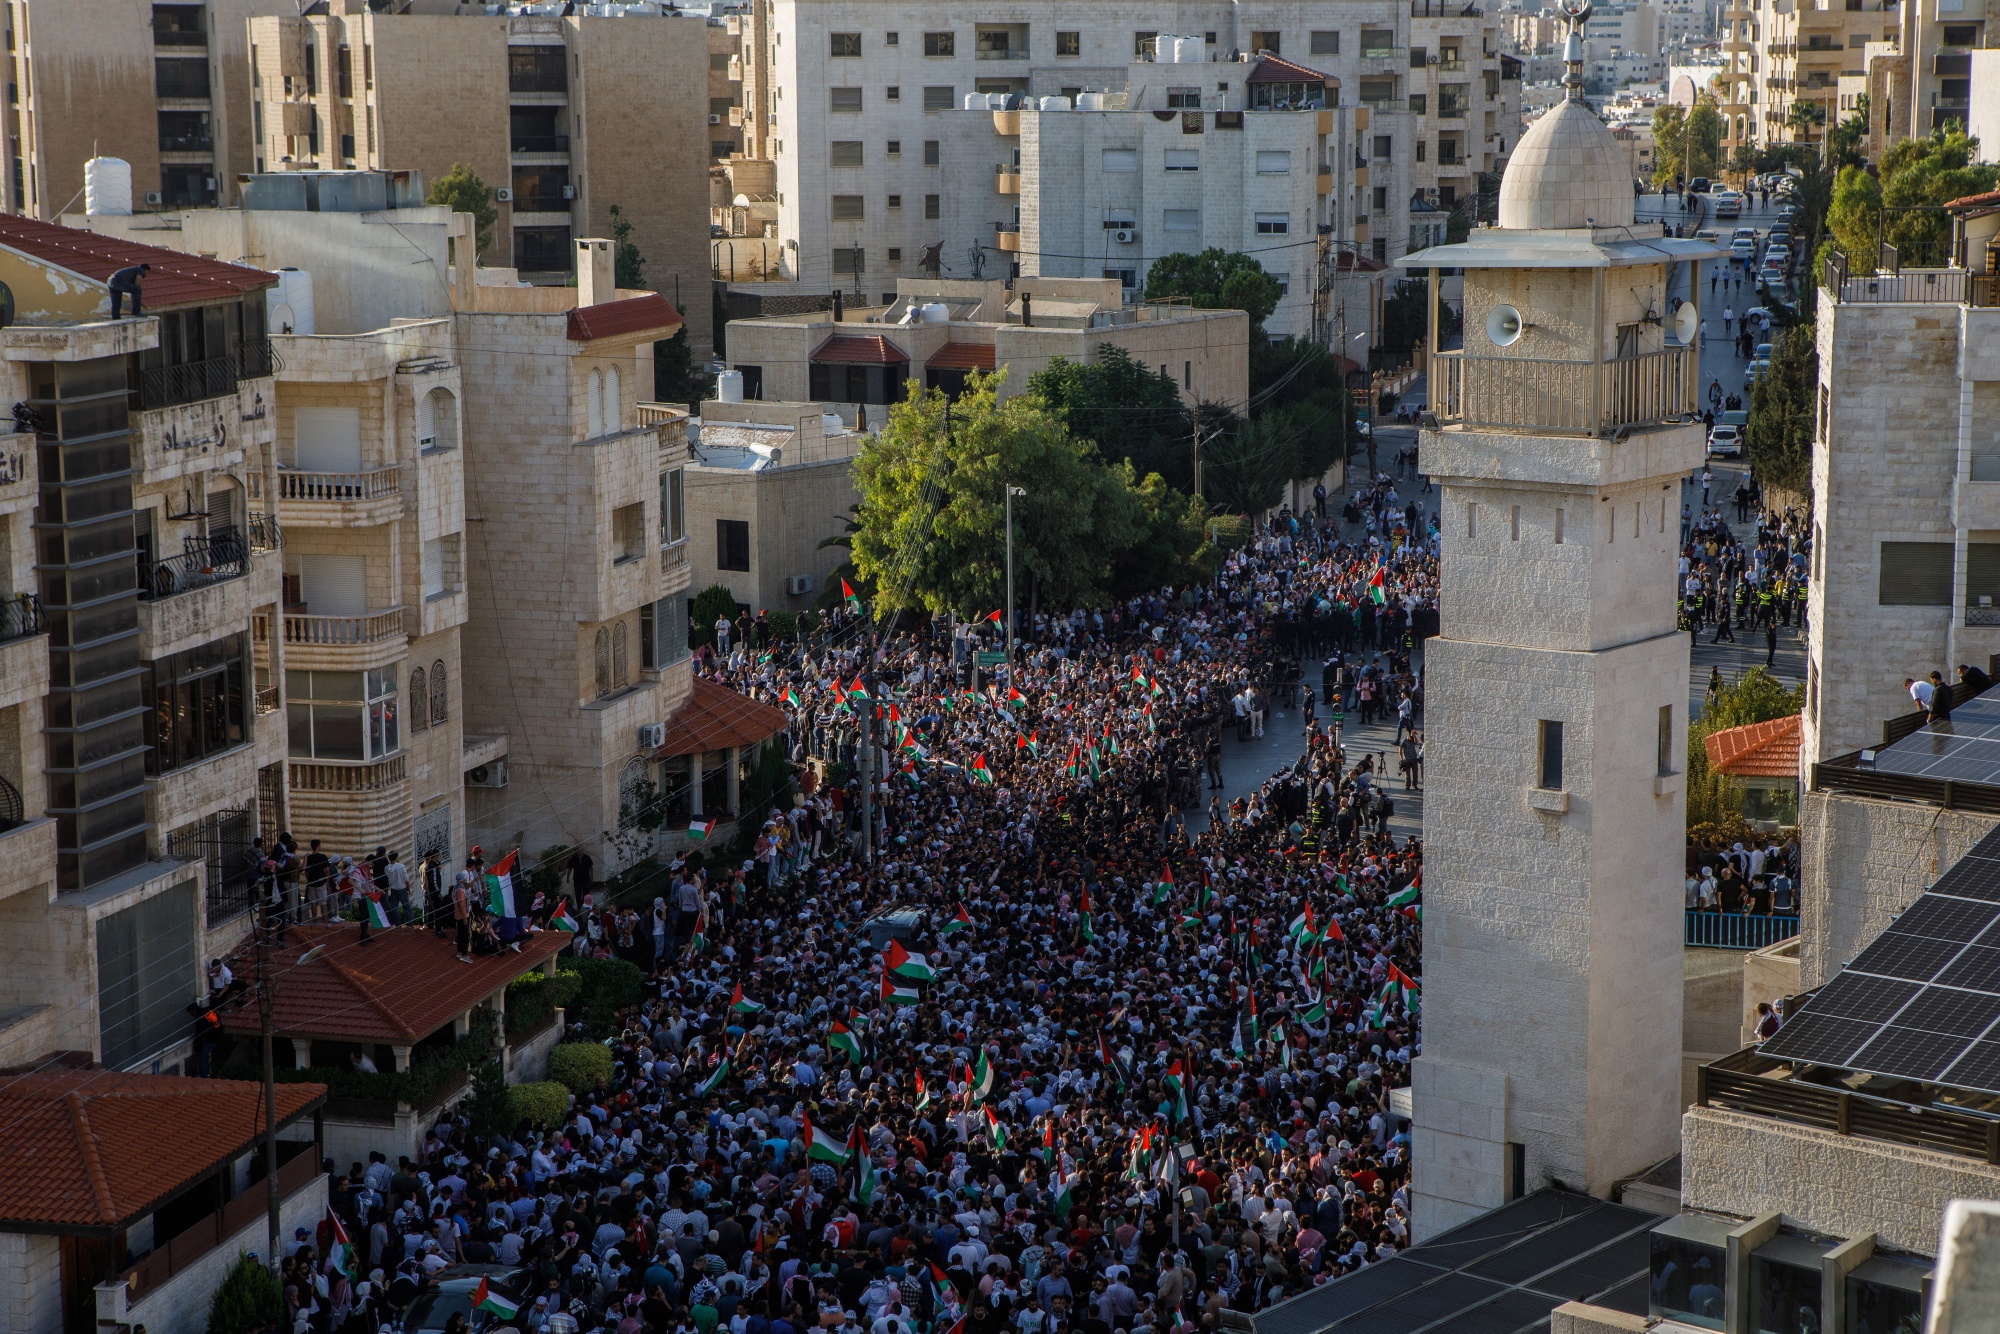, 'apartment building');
739,0,1514,320
710,13,748,162
2,0,296,217
1849,0,1996,158
245,2,714,350
1734,0,1896,148
1800,196,2000,770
